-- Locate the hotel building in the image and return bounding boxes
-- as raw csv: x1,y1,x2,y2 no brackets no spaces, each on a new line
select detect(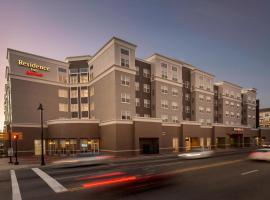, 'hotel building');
3,37,267,156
